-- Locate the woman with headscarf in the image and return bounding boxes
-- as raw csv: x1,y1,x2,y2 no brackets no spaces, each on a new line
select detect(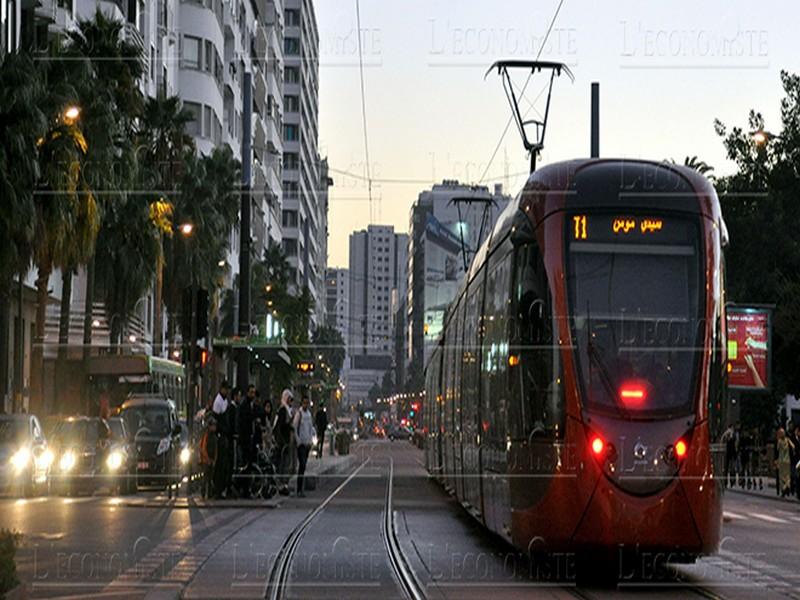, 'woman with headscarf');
274,389,294,495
